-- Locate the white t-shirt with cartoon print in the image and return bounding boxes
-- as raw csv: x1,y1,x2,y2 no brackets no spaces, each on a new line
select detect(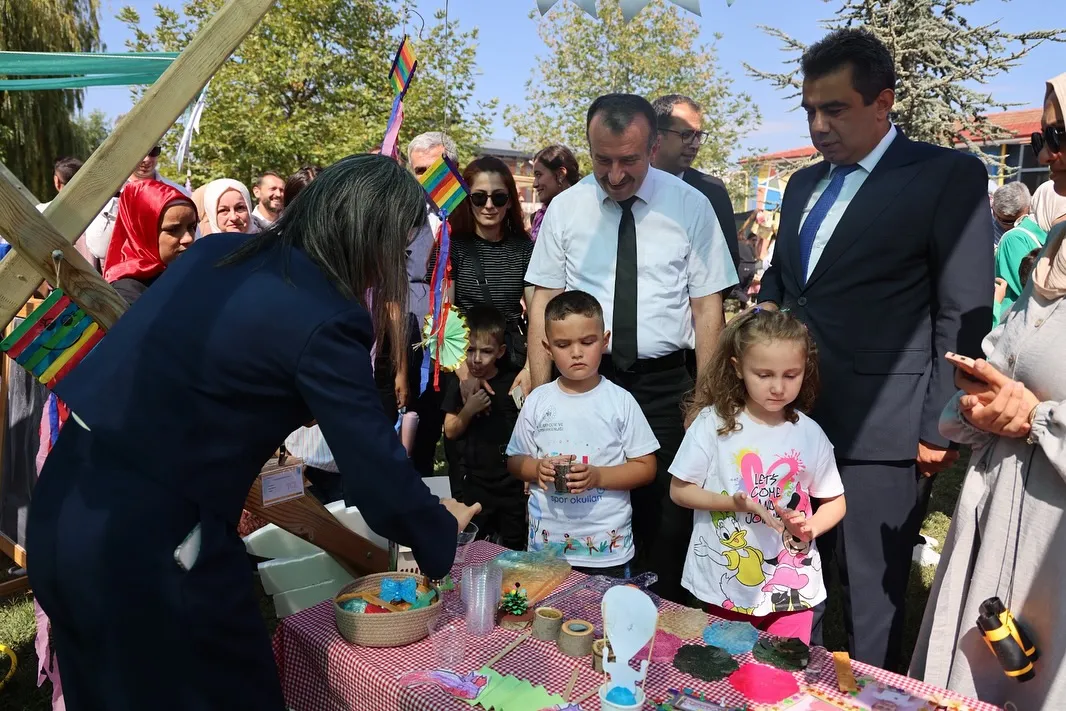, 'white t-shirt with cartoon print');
506,377,659,568
670,407,844,615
